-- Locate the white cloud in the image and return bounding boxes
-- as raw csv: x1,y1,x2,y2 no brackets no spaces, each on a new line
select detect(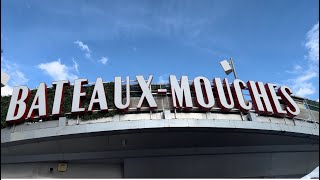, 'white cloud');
305,22,319,64
1,85,13,96
1,56,29,97
85,53,91,59
9,70,29,87
157,74,169,84
73,41,110,65
294,82,315,97
99,57,108,65
287,69,318,97
38,59,78,81
285,64,302,74
1,61,29,86
286,22,319,98
74,40,91,59
1,56,29,96
294,64,302,70
296,71,317,82
72,59,79,72
74,40,90,52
